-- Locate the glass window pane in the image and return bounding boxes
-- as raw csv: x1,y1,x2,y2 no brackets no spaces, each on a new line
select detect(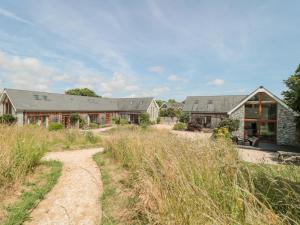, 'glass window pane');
248,93,259,101
245,122,258,138
245,104,259,119
261,93,275,101
262,104,277,120
260,122,276,141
